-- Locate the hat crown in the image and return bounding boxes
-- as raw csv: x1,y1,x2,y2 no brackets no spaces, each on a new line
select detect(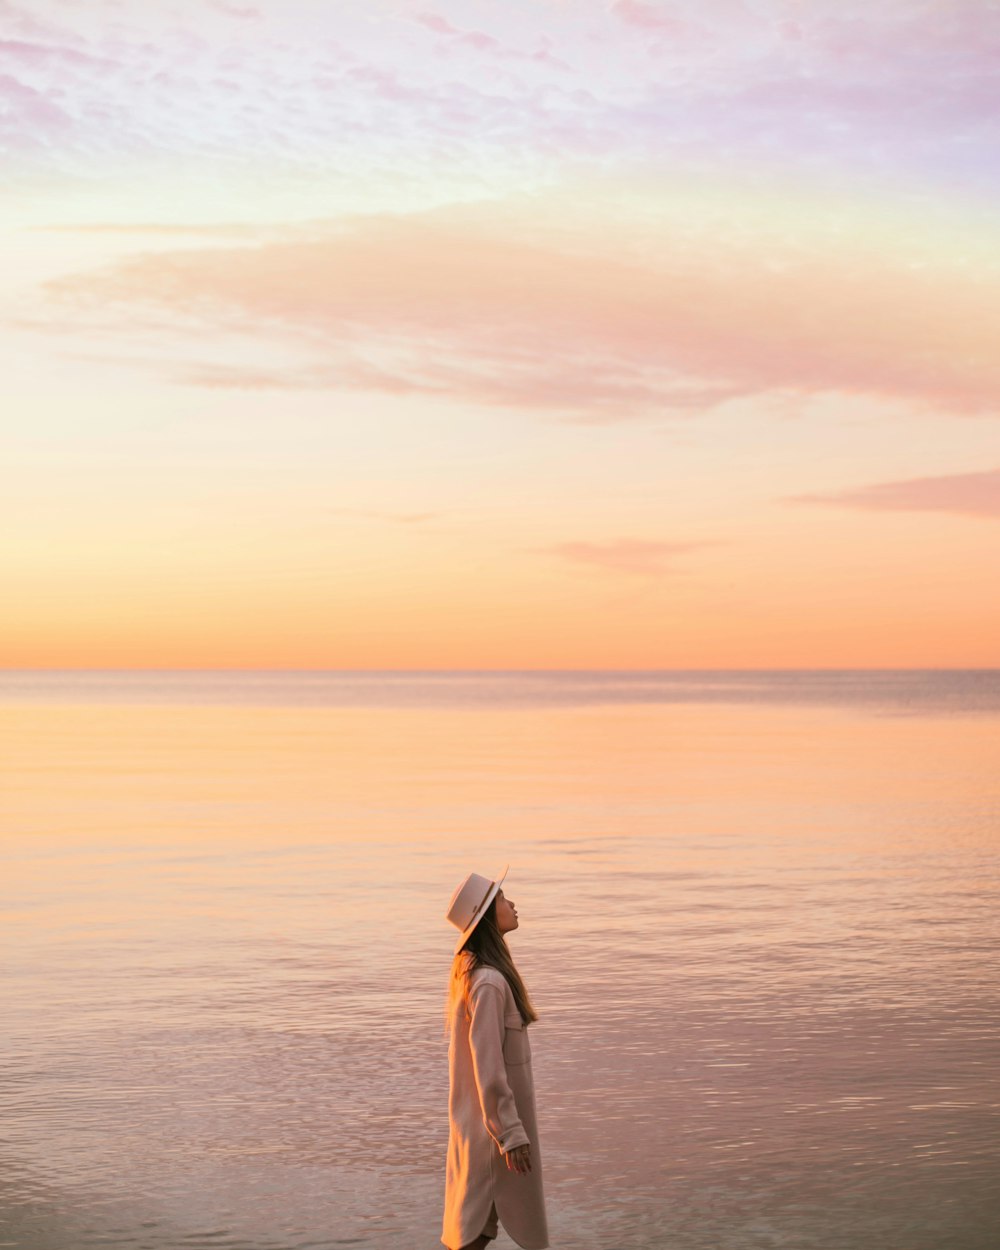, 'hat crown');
446,871,494,934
